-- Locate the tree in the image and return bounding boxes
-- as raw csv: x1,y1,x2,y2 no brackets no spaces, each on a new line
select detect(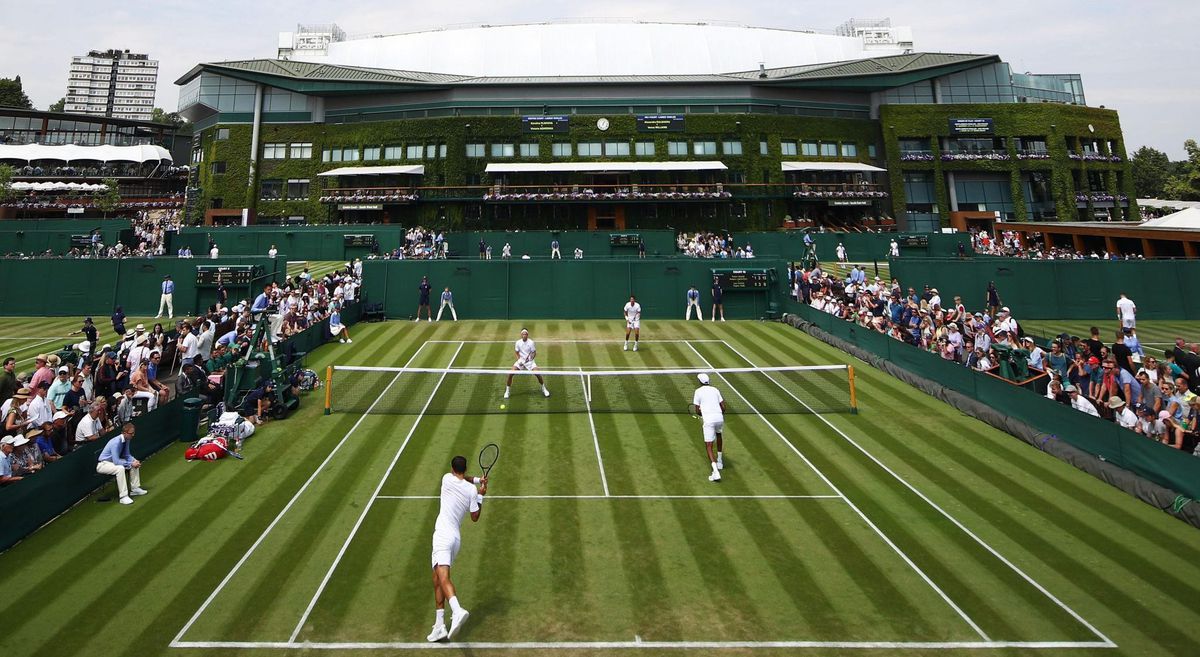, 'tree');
150,107,185,127
1130,146,1171,199
0,164,14,204
93,178,122,217
0,76,34,109
1163,139,1200,202
48,97,66,112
